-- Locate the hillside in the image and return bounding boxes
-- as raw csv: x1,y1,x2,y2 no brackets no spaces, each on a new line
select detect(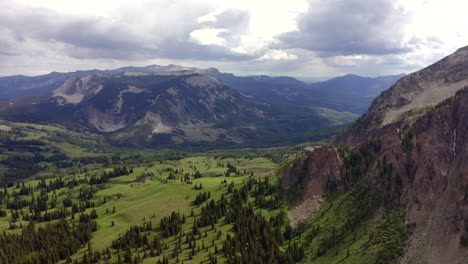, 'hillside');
281,46,468,263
